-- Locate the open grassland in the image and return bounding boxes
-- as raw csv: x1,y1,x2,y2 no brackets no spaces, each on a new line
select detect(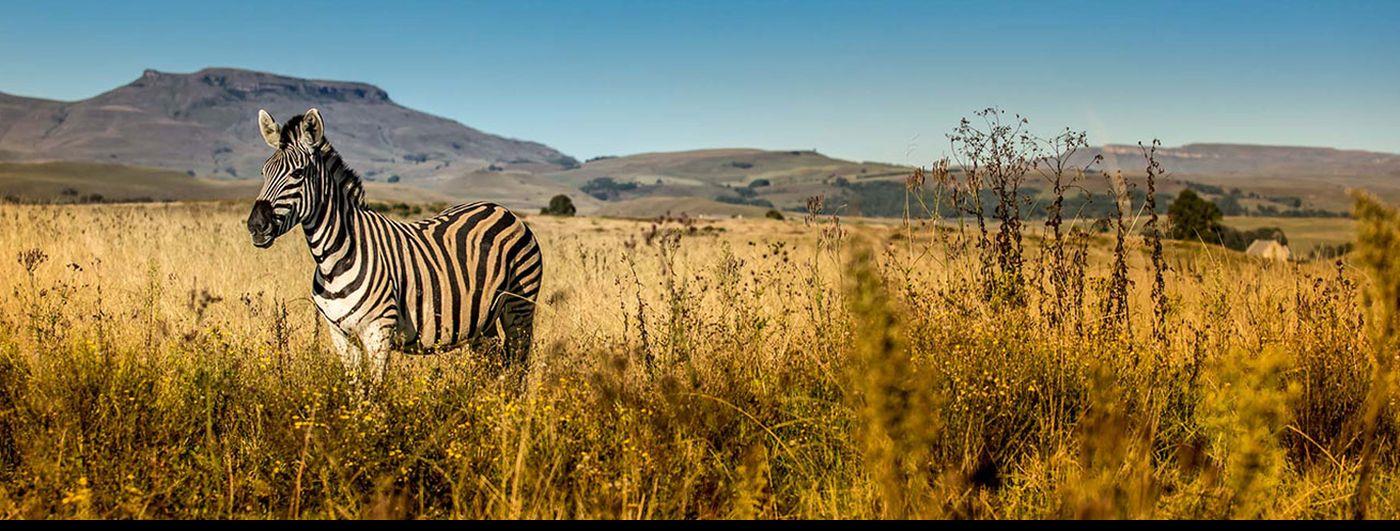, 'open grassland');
1224,216,1356,255
0,162,258,203
0,199,1397,519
